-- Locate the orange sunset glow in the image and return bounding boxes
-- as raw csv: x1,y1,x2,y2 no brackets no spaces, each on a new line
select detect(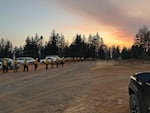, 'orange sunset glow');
0,0,149,47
